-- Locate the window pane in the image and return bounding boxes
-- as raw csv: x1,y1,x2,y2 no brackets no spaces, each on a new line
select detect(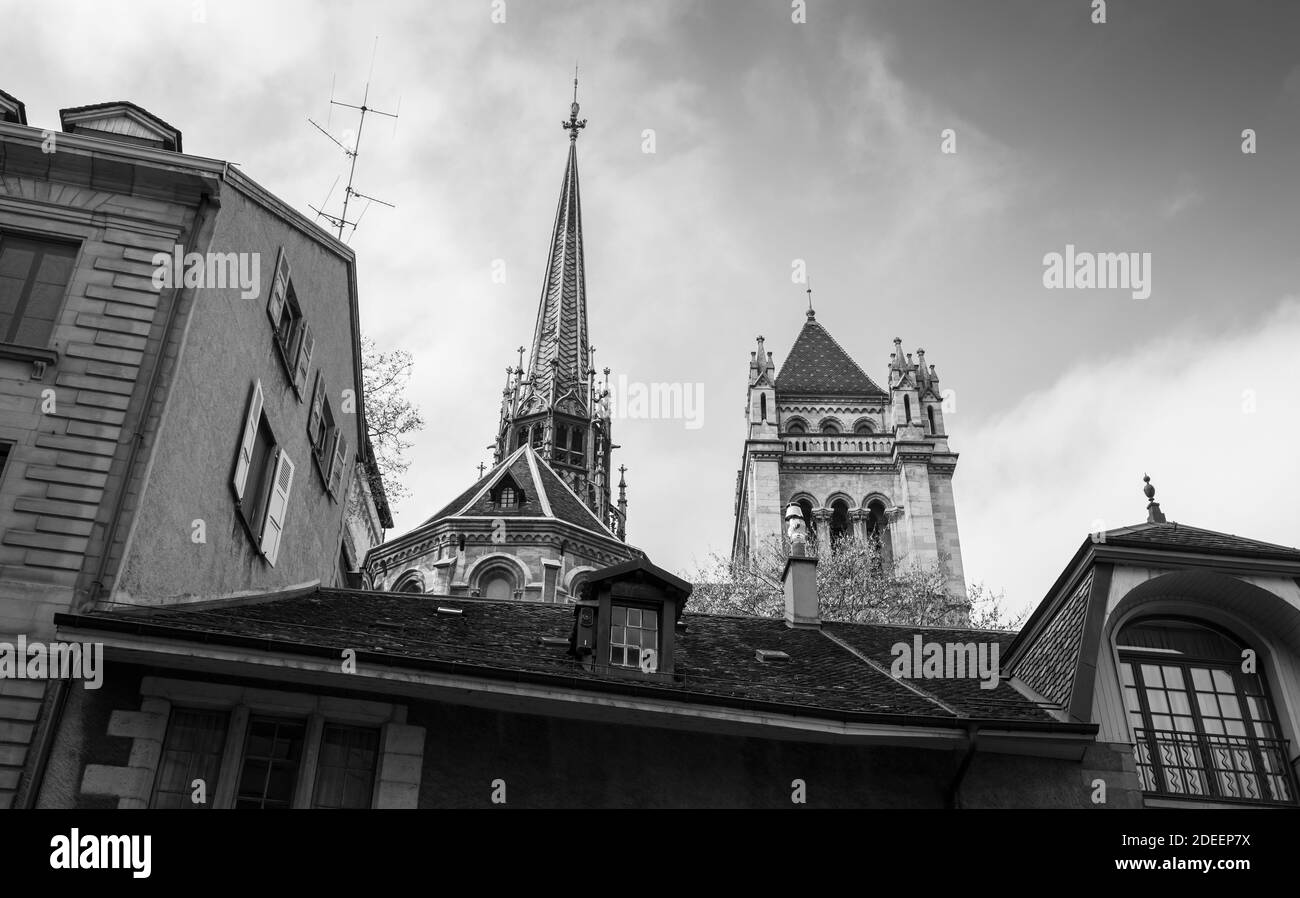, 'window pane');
1140,664,1163,687
1161,666,1184,690
150,708,228,810
0,237,77,346
236,717,304,809
312,725,379,809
